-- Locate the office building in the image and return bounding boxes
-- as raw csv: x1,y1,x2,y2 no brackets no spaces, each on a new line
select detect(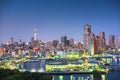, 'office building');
52,40,59,48
88,38,96,55
109,35,115,47
61,36,67,47
98,32,106,50
83,24,91,49
69,38,74,47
